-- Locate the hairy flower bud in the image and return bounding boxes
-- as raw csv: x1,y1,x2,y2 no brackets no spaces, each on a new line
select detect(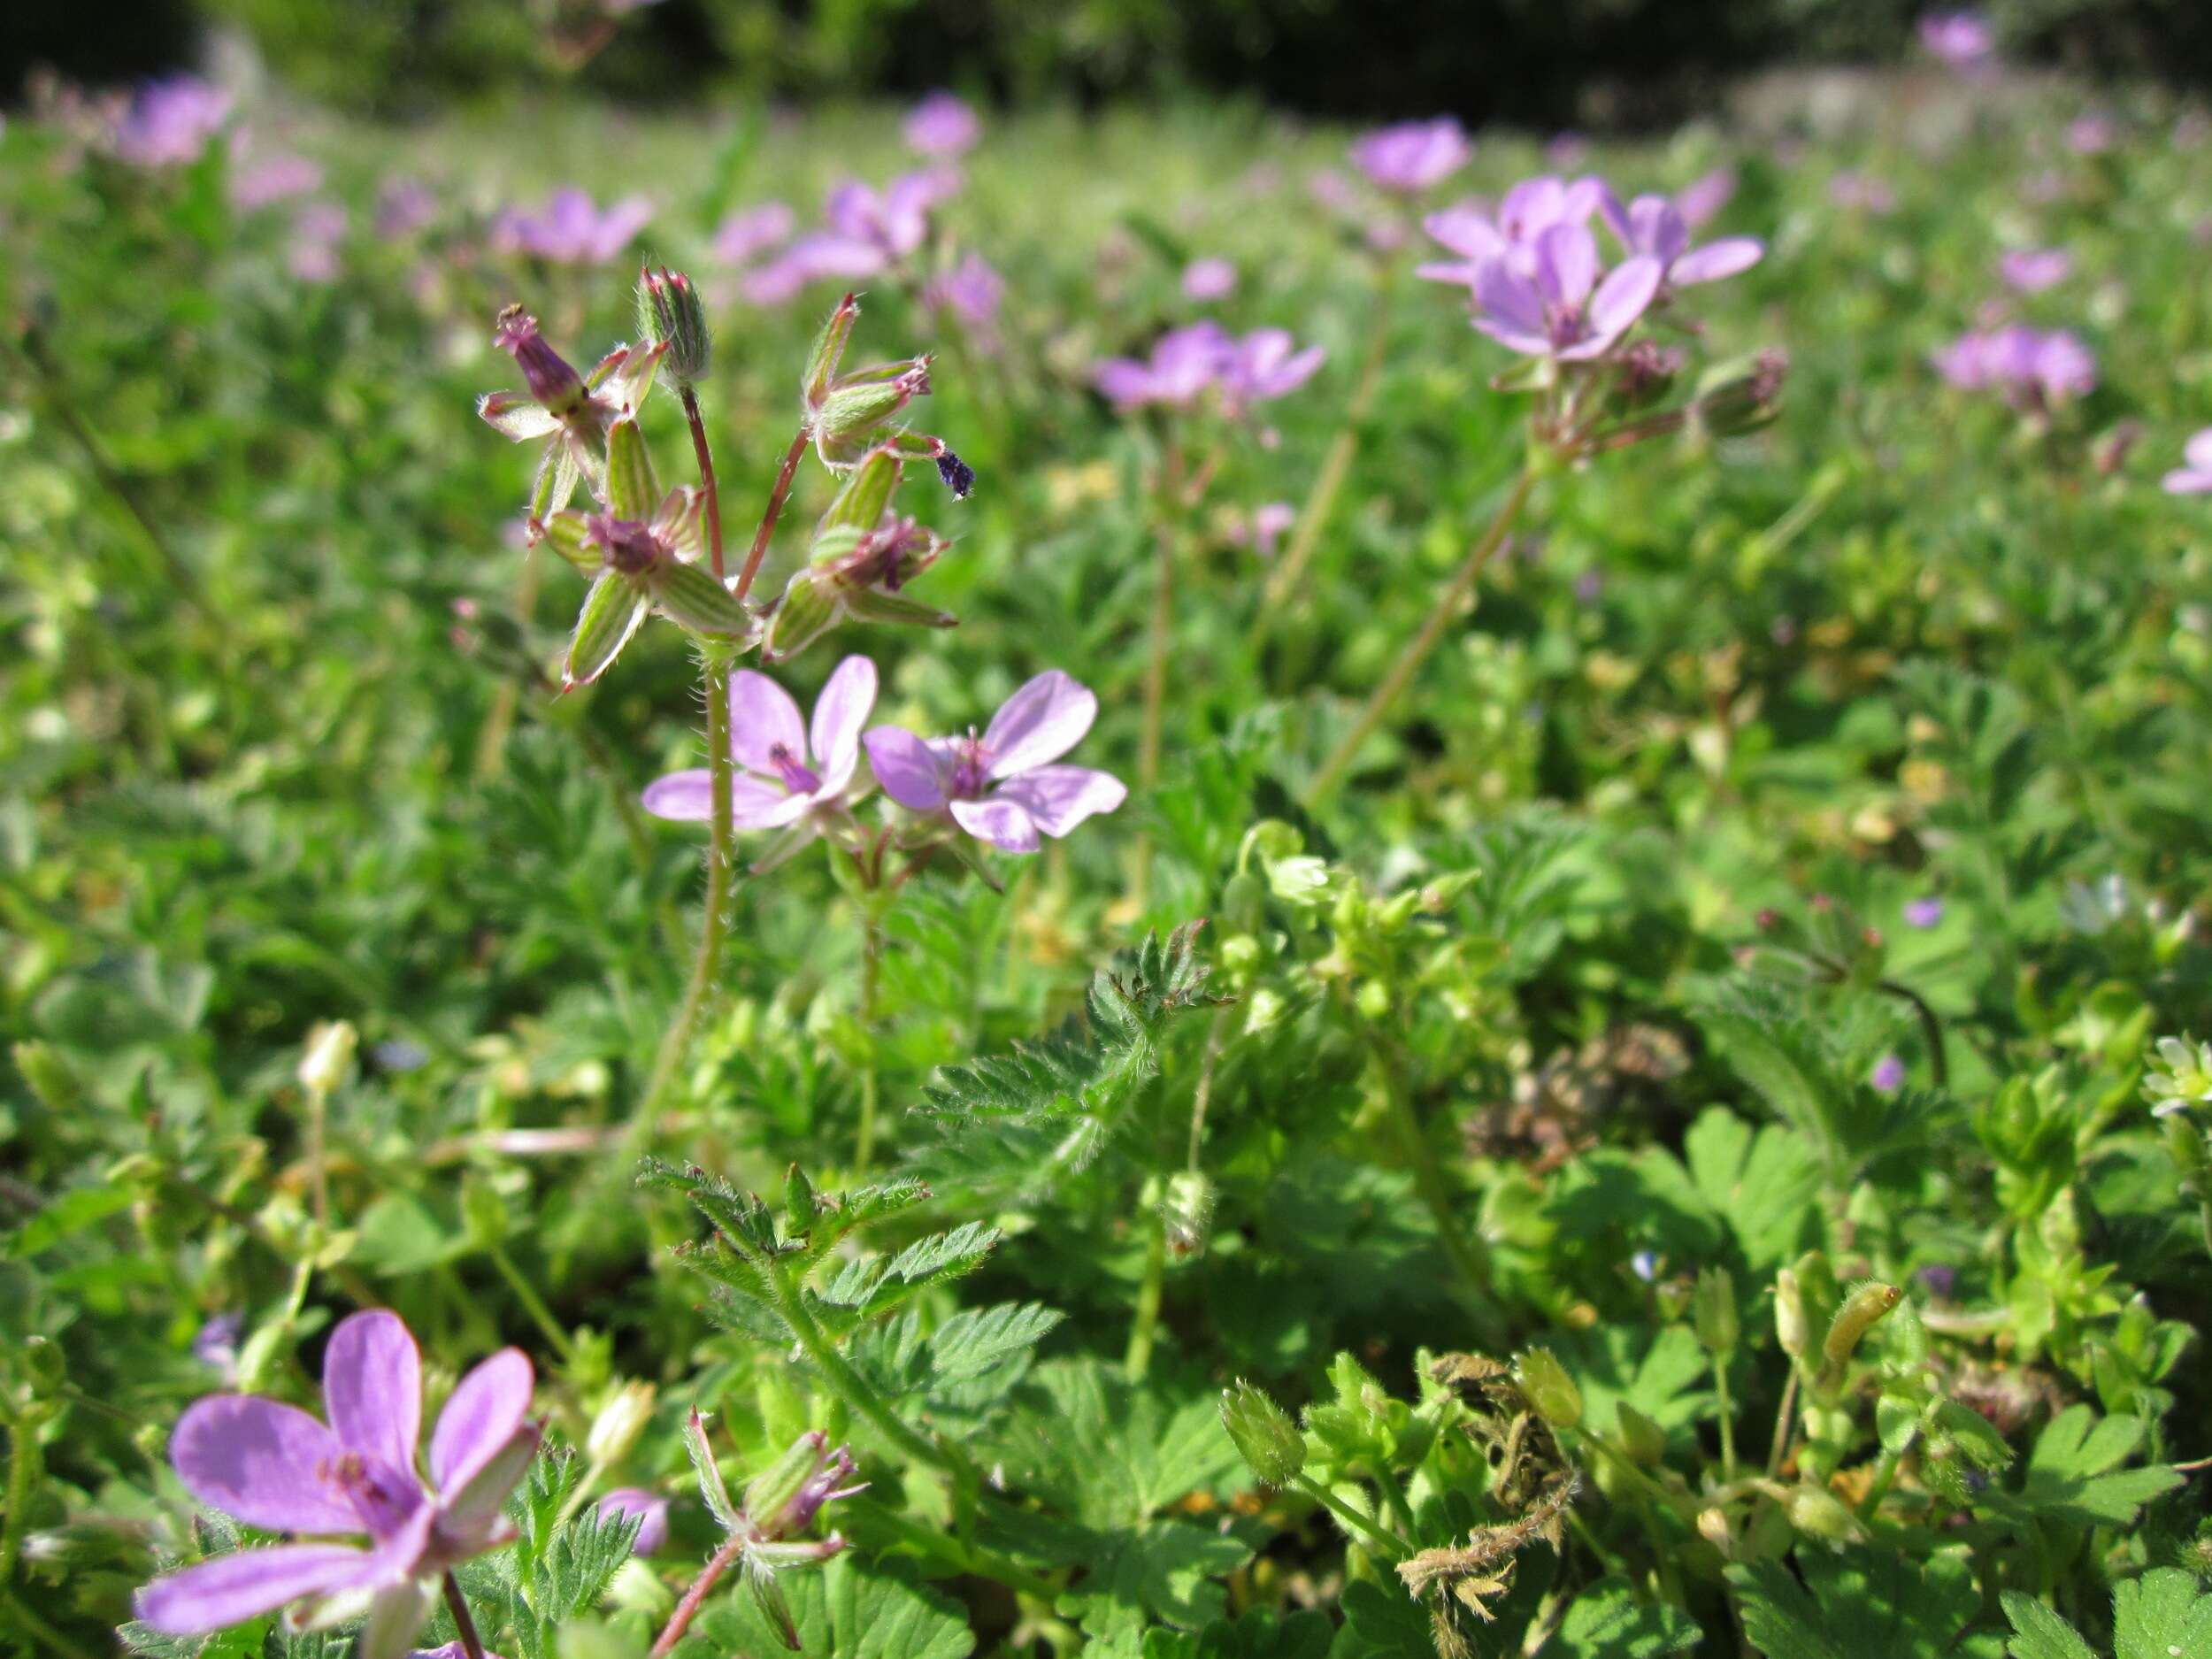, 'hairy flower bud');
637,265,710,387
1786,1482,1863,1543
1218,1380,1306,1486
1694,348,1789,438
1775,1268,1809,1360
1513,1348,1583,1430
803,292,862,410
495,304,587,417
742,1432,866,1540
1820,1281,1902,1376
